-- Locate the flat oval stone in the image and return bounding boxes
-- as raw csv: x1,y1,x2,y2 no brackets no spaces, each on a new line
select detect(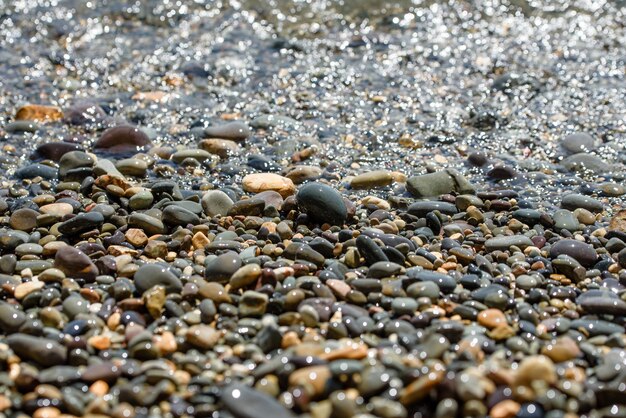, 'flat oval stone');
561,132,596,154
350,170,393,189
54,246,98,281
406,169,475,198
171,149,213,163
0,302,26,331
205,252,242,283
221,383,295,418
58,212,104,235
406,270,456,293
7,334,67,367
485,235,533,251
242,173,295,198
205,121,251,141
128,213,166,235
134,264,182,294
580,297,626,316
30,142,83,160
407,201,458,217
95,125,152,152
296,182,348,226
15,163,58,180
162,205,200,226
561,194,604,213
549,239,597,267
